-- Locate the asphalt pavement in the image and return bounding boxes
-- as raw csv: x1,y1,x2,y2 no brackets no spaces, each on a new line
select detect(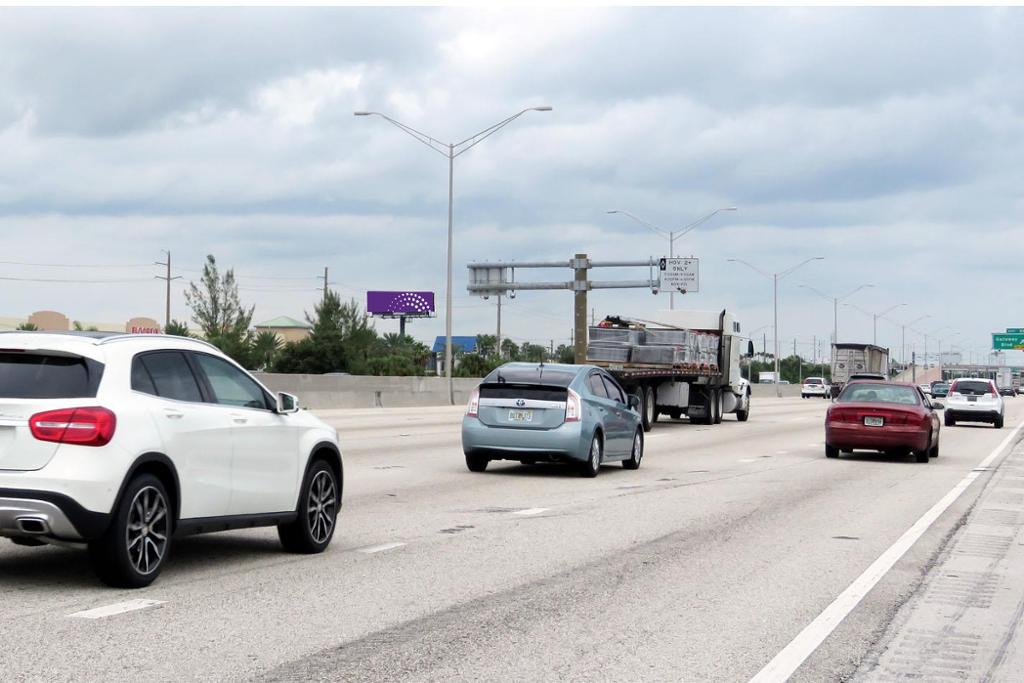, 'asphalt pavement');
2,396,1023,682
